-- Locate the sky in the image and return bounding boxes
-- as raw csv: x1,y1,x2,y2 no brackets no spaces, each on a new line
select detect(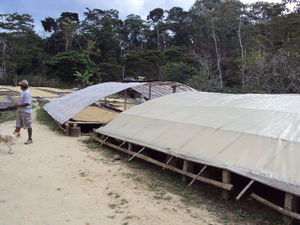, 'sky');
0,0,284,35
